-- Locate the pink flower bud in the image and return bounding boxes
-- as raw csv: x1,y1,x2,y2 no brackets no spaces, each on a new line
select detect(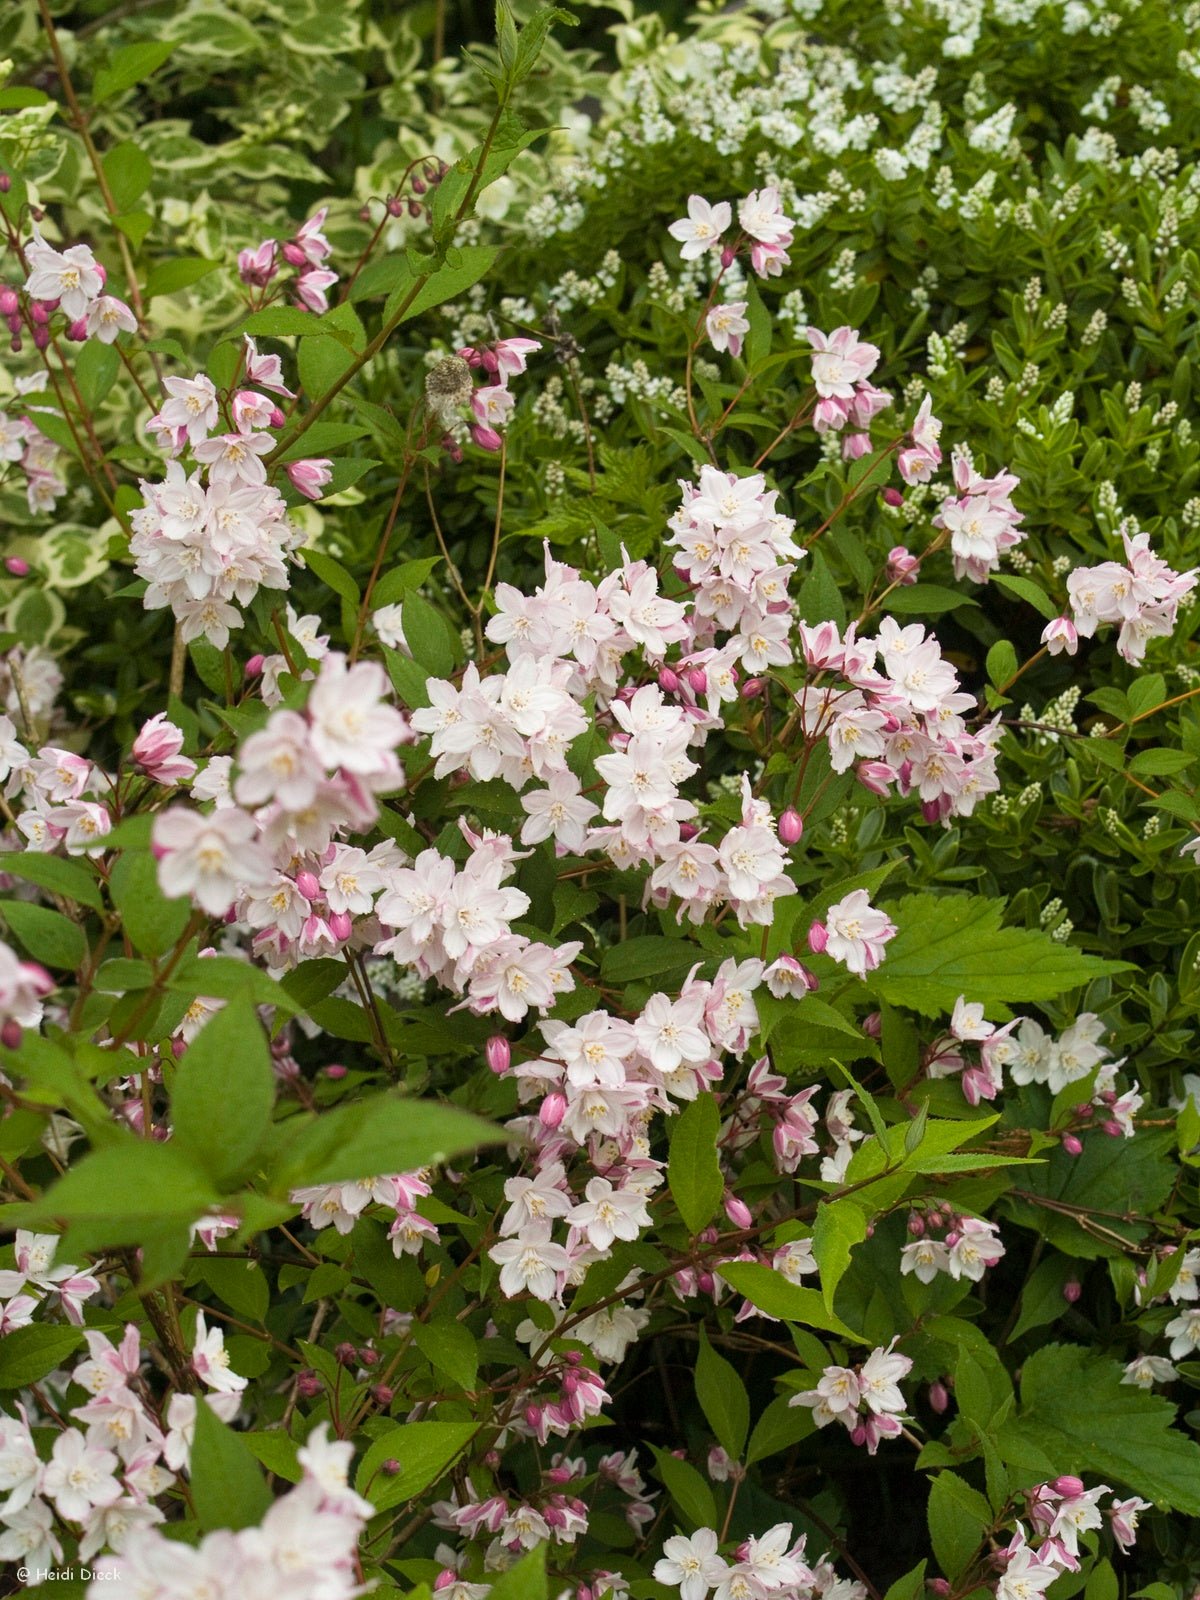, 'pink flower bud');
524,1404,543,1431
286,458,333,500
4,558,29,577
29,300,49,325
856,761,894,797
282,240,307,268
928,1581,952,1597
678,821,699,842
882,487,904,507
927,1380,949,1414
723,1193,753,1229
334,1341,357,1366
244,653,265,677
945,1230,961,1247
720,245,736,268
434,1571,458,1592
1052,1476,1086,1498
296,1370,323,1398
386,196,405,217
0,1019,21,1051
1062,1280,1082,1304
778,807,803,846
96,264,107,287
381,1458,402,1476
33,327,49,350
471,423,503,452
1062,1133,1083,1156
359,1346,380,1366
486,1034,511,1075
328,910,353,942
295,870,321,901
907,1213,925,1237
323,1063,348,1079
67,317,88,342
269,406,286,428
8,336,19,354
740,677,765,699
0,175,9,194
686,666,708,694
658,667,681,694
697,1271,715,1296
887,545,919,585
807,920,828,954
1100,1118,1123,1138
862,1011,882,1038
0,288,19,316
539,1092,567,1129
